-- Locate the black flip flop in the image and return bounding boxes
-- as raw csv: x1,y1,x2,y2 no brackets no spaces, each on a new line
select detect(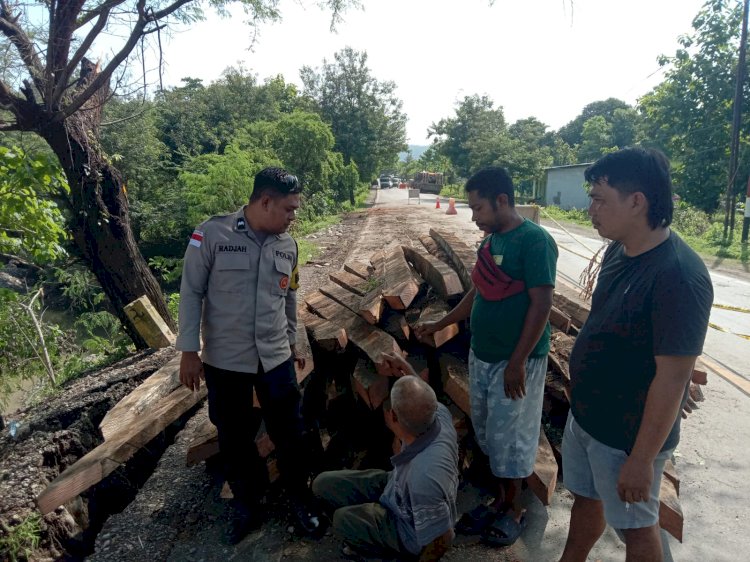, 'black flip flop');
456,504,497,535
481,512,527,547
